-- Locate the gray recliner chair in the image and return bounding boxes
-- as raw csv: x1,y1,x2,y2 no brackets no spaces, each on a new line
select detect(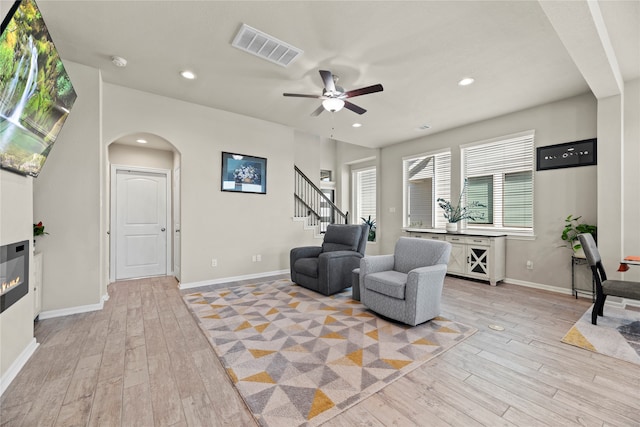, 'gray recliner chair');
290,224,369,296
360,237,451,326
578,233,640,325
